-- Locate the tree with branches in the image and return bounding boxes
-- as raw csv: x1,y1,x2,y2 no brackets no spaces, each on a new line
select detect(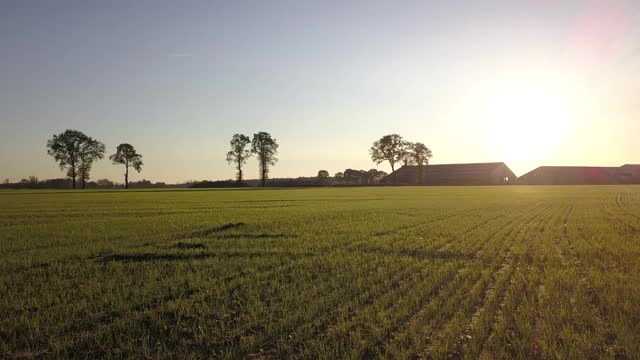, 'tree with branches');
406,142,433,184
226,134,252,184
251,132,278,187
47,129,103,189
110,143,143,189
369,134,408,184
77,137,106,189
